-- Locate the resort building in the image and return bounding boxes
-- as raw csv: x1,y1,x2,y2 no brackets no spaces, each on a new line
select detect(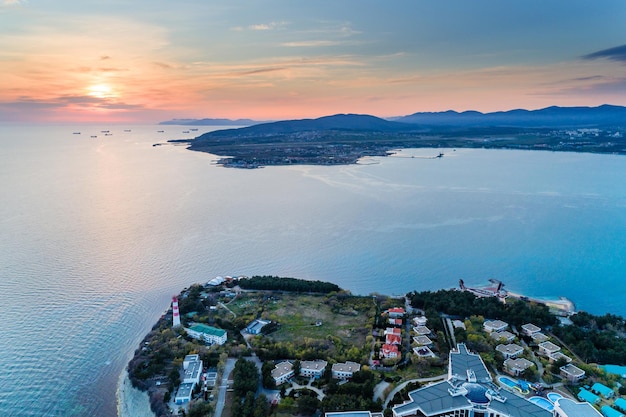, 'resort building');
381,343,400,359
592,382,614,399
300,360,328,379
393,344,552,417
332,361,361,380
387,307,406,318
386,333,402,345
548,351,572,364
495,343,524,359
272,361,294,385
483,319,508,333
560,363,585,382
553,398,602,417
577,388,601,405
413,325,431,336
538,341,560,357
601,406,625,417
452,320,466,330
413,335,433,346
413,346,436,358
531,332,550,343
490,330,515,342
385,327,402,336
413,316,428,326
503,358,534,377
389,318,403,326
521,323,541,336
174,382,194,405
245,319,270,334
615,398,626,412
185,324,227,345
